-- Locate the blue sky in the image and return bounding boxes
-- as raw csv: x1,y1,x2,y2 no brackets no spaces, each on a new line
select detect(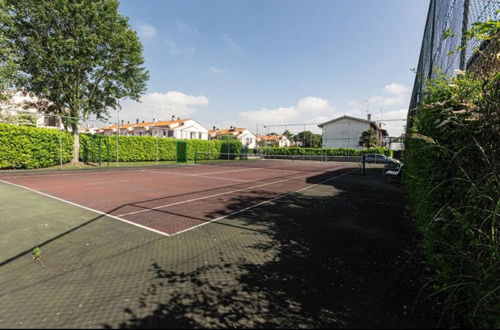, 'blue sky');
114,0,430,136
